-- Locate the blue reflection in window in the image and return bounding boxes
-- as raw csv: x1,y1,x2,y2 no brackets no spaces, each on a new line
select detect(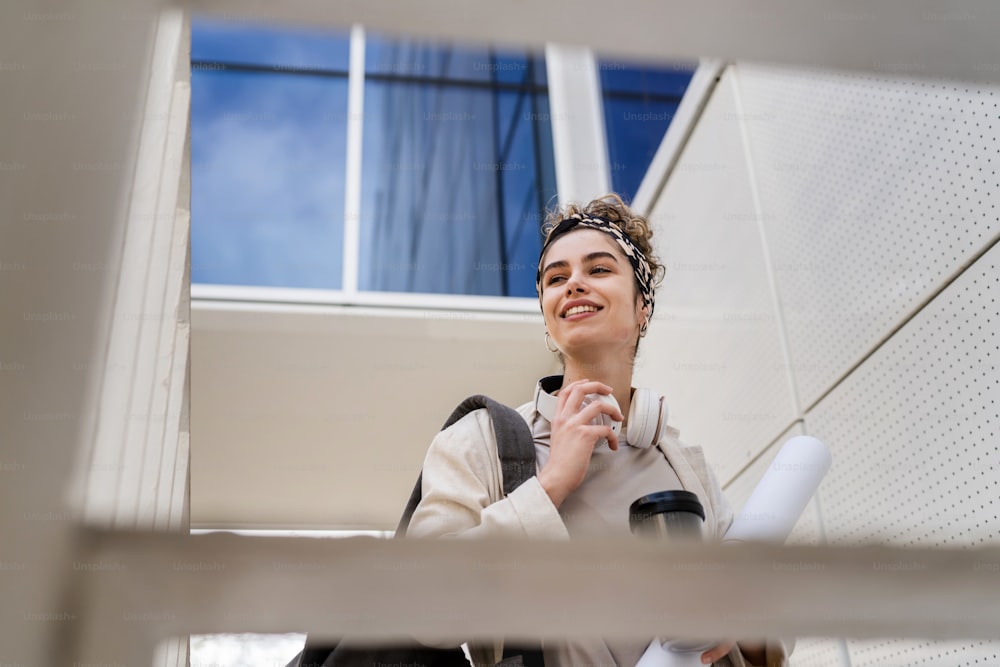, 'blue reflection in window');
191,23,556,296
190,69,348,287
364,38,546,86
192,17,350,71
359,37,556,297
599,62,691,97
599,60,695,199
